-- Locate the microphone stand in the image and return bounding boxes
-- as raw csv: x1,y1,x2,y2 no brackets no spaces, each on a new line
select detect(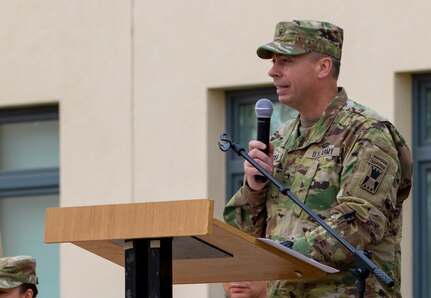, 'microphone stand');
218,133,394,298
